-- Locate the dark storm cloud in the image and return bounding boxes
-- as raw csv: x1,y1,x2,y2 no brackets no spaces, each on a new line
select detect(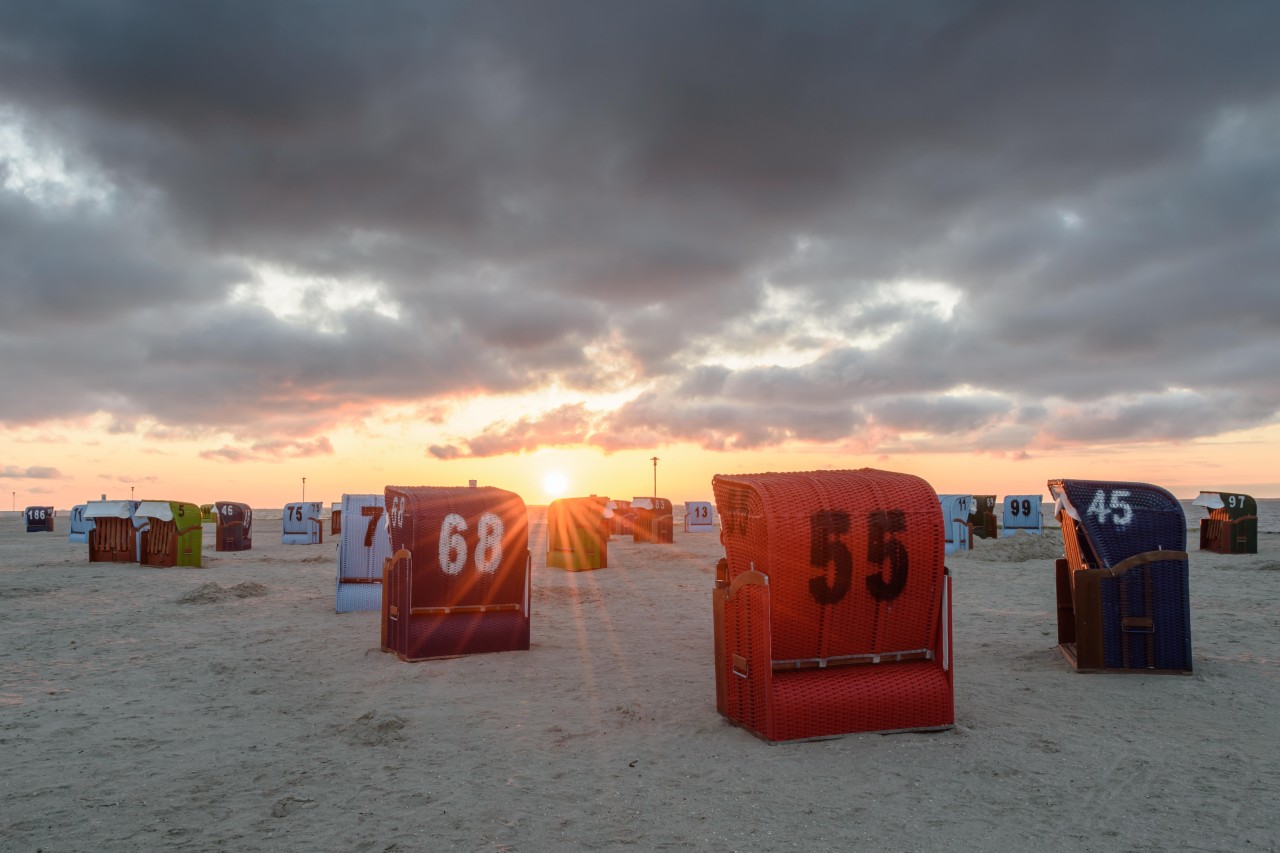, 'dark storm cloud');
0,1,1278,453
